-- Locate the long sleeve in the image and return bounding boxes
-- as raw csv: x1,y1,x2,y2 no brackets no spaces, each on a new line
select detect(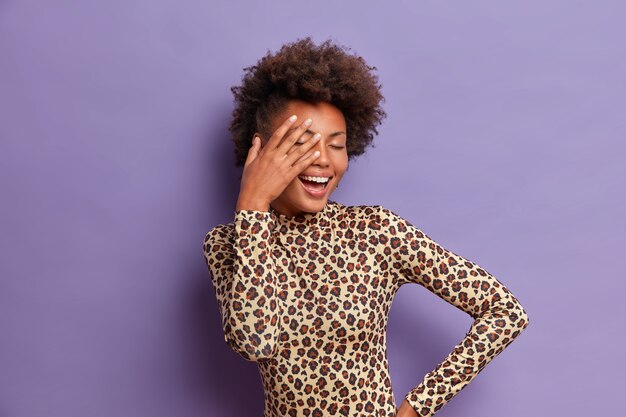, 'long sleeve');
202,209,283,362
378,207,530,417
